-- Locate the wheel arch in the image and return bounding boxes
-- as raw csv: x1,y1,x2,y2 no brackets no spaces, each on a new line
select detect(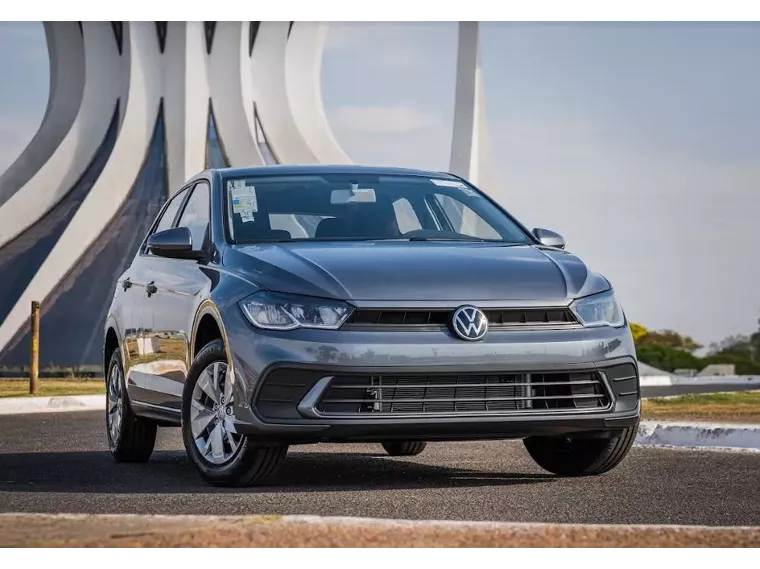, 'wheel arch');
103,317,123,378
190,300,232,362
